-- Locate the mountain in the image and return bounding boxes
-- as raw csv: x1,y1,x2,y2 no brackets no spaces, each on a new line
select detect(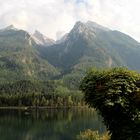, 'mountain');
38,21,140,76
1,21,140,86
3,25,18,31
32,30,55,46
0,26,59,82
